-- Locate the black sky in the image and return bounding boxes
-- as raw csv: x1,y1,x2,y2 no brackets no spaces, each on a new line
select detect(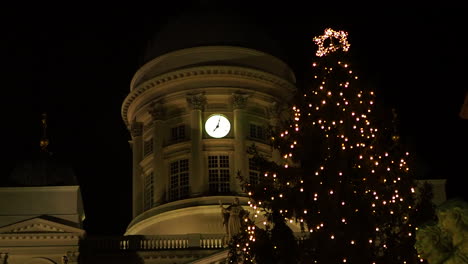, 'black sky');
2,3,467,235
